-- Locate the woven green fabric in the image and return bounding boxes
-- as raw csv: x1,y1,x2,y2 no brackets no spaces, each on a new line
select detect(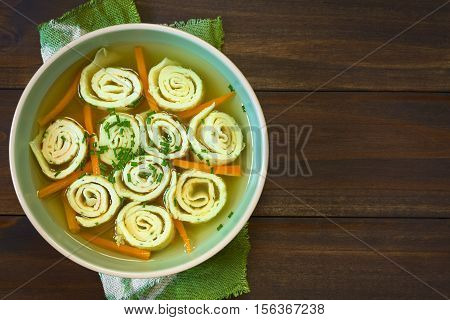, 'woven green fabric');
38,0,141,62
38,0,250,300
170,18,224,50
